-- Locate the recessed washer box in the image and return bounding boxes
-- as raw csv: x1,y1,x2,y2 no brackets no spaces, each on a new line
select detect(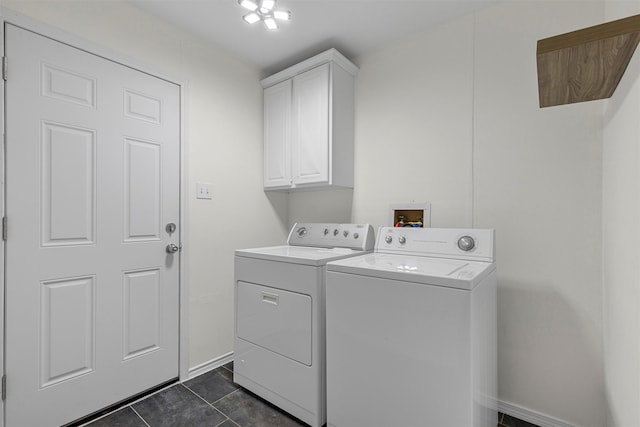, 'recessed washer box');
389,202,431,227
